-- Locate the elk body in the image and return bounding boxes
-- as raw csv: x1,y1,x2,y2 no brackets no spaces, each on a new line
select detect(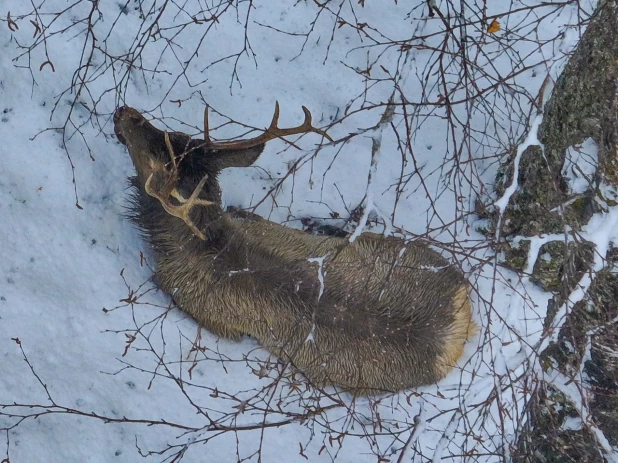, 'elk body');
114,104,474,394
